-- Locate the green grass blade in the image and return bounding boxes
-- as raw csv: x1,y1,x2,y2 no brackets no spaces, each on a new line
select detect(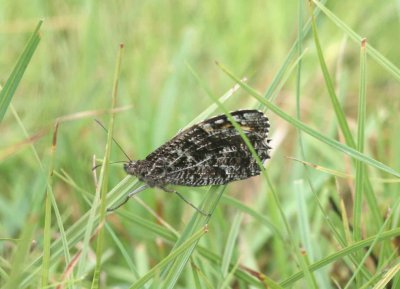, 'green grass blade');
191,62,310,283
3,218,37,289
372,263,400,289
6,105,55,287
128,226,208,289
309,2,383,232
0,20,42,122
280,228,400,287
119,208,264,288
160,186,225,289
221,195,284,240
295,180,318,289
352,39,368,285
217,63,400,178
390,271,400,289
18,117,223,288
105,223,140,278
344,203,396,289
220,213,242,279
258,0,327,107
41,123,60,287
312,0,400,82
9,104,73,288
262,275,285,289
20,176,131,287
187,79,244,127
190,262,203,289
116,206,266,288
120,211,178,241
309,3,354,148
219,259,240,289
72,183,132,279
299,250,318,289
91,44,124,289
